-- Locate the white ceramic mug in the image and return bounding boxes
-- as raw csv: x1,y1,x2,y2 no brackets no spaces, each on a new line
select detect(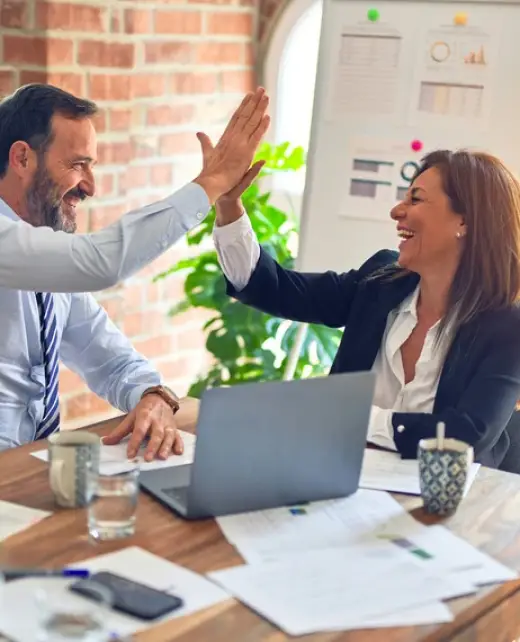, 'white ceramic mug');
48,431,100,508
